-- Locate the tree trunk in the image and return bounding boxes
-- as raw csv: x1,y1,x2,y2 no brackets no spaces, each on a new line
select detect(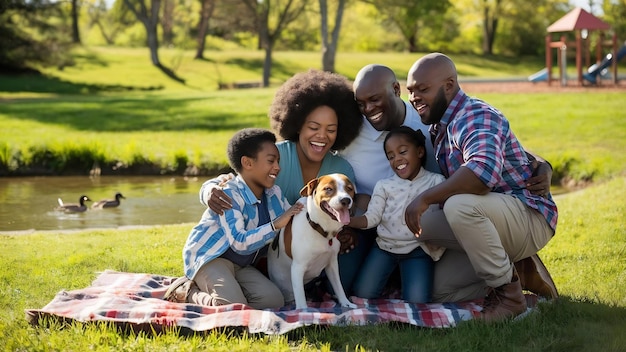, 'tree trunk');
195,0,216,59
320,0,346,73
408,33,417,53
94,21,114,45
71,0,81,44
147,25,160,65
123,0,162,66
263,44,273,87
161,0,174,46
481,0,500,55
